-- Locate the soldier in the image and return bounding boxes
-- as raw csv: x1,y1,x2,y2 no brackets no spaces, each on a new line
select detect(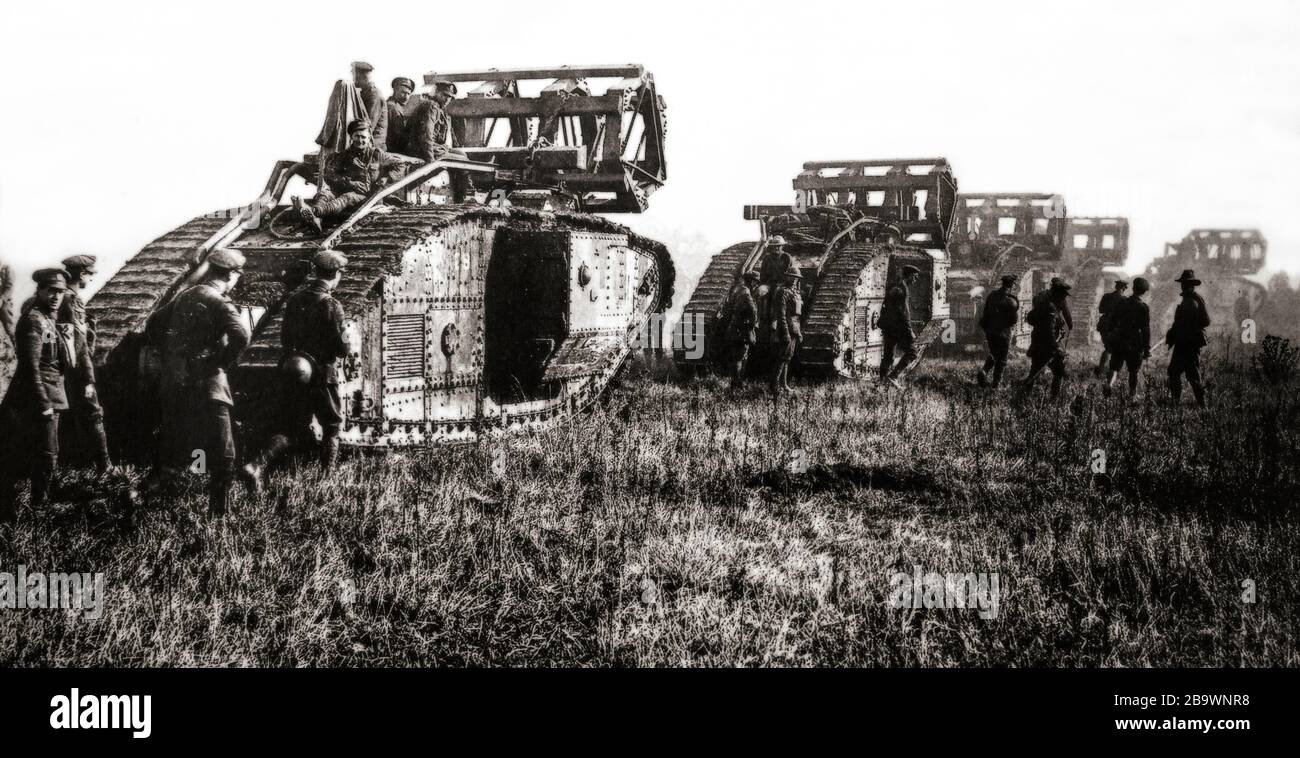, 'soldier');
244,251,351,489
976,274,1020,389
57,255,113,473
878,264,921,388
149,248,251,516
1021,278,1072,398
0,269,69,523
297,118,417,232
768,265,803,395
1166,269,1210,407
1102,277,1150,401
1094,279,1128,377
720,271,760,391
351,61,388,149
385,76,417,155
408,79,474,199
